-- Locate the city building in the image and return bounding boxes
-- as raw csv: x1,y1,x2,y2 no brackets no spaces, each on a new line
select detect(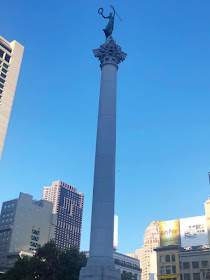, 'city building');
141,221,160,280
0,35,24,159
147,198,210,280
127,248,143,270
0,193,56,271
42,180,84,250
139,198,210,280
154,245,181,280
85,251,141,280
179,248,210,280
154,246,210,280
149,251,157,280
